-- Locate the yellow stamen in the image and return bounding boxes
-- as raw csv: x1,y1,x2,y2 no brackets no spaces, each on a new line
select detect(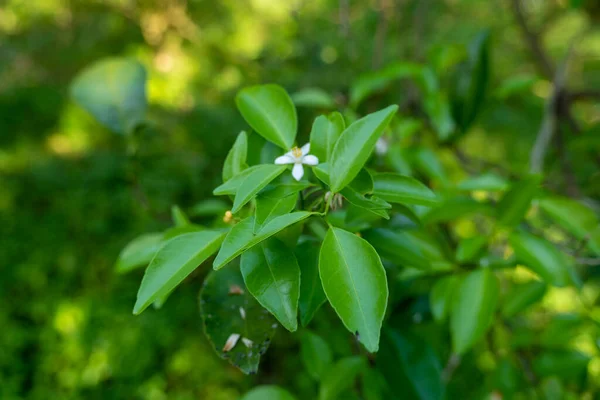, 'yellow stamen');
292,146,303,158
223,210,233,223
